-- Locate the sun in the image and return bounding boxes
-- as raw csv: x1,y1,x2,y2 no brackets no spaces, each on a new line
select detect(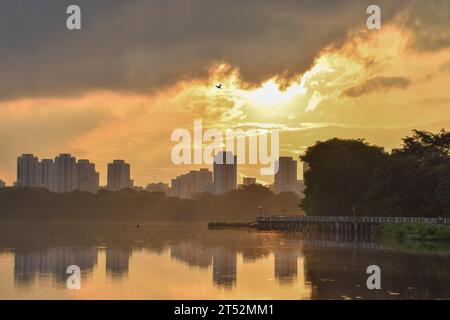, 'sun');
227,56,337,111
239,80,302,109
202,55,347,117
